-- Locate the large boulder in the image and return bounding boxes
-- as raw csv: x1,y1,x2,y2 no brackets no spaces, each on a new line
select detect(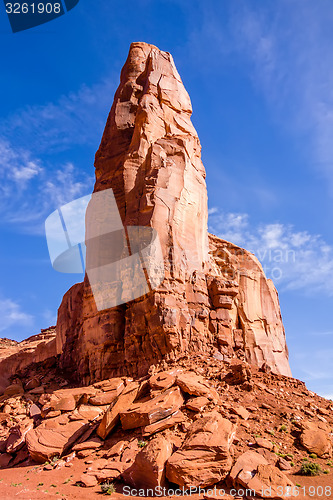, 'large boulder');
229,451,296,500
166,411,235,487
122,434,173,489
300,420,332,458
120,386,184,430
25,414,90,462
142,410,186,436
175,372,219,401
97,381,139,439
6,422,33,453
149,369,182,391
